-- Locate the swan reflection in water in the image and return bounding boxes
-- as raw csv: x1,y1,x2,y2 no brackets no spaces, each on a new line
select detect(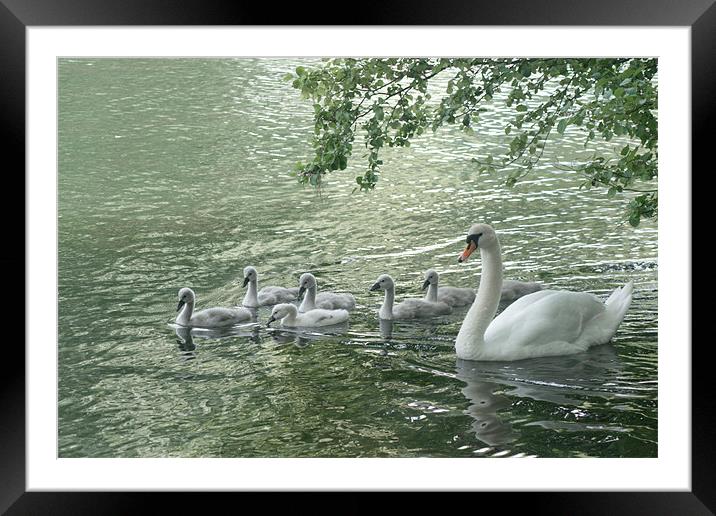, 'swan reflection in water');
173,322,262,359
379,318,393,340
174,326,196,356
268,321,350,348
455,345,624,447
